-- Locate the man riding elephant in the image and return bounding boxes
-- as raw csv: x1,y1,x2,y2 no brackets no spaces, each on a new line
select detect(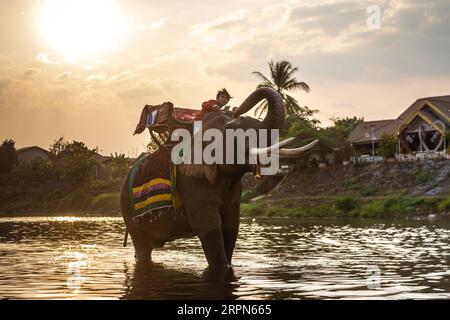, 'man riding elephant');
196,88,233,120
